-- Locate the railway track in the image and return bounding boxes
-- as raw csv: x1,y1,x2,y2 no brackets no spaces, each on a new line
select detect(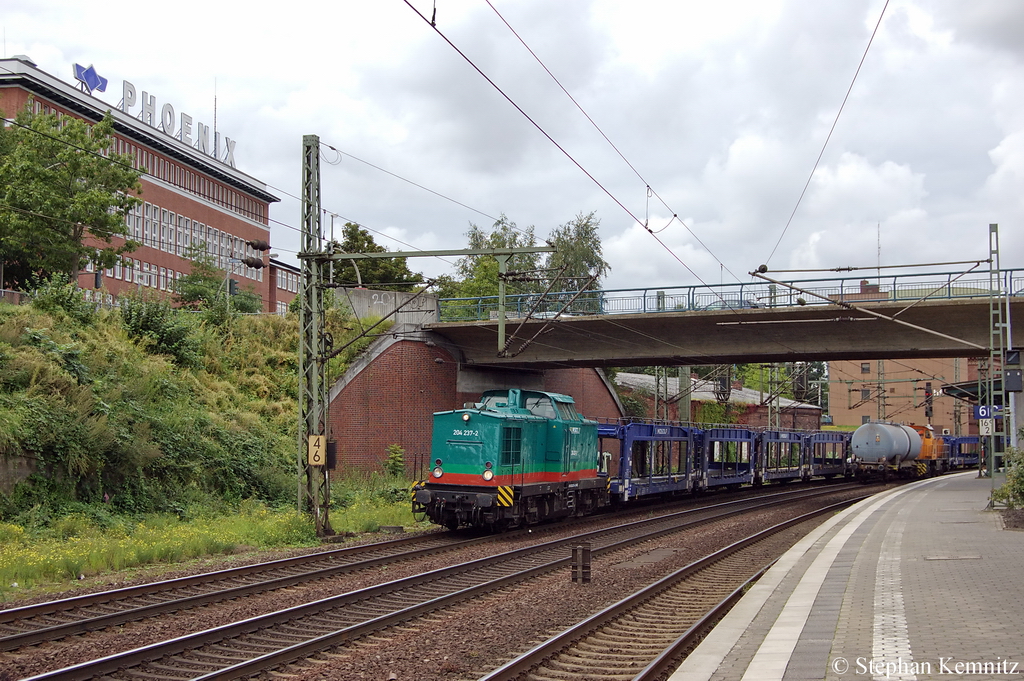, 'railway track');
0,479,857,655
25,485,862,680
0,530,476,652
479,502,853,681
